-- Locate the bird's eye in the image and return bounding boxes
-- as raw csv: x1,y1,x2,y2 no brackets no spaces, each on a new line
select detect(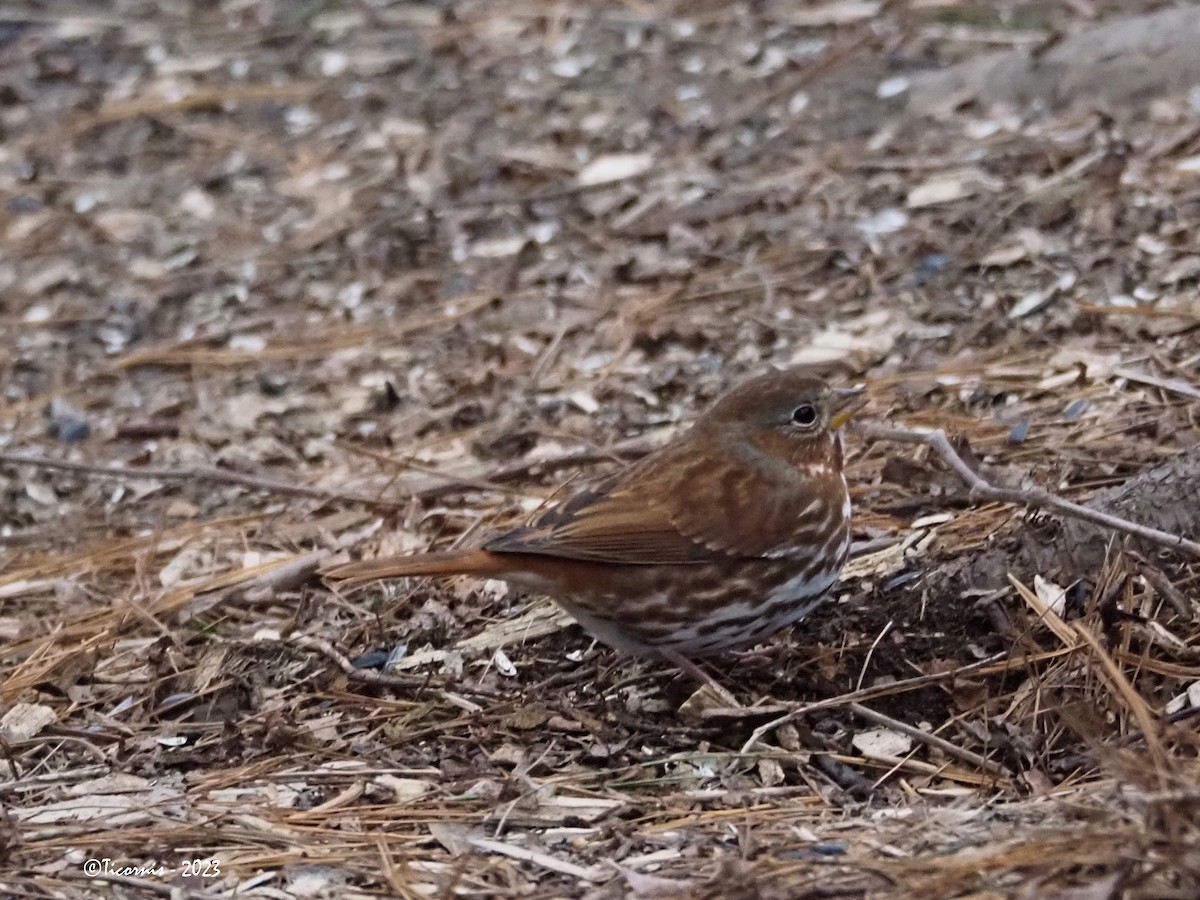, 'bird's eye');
791,404,818,427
